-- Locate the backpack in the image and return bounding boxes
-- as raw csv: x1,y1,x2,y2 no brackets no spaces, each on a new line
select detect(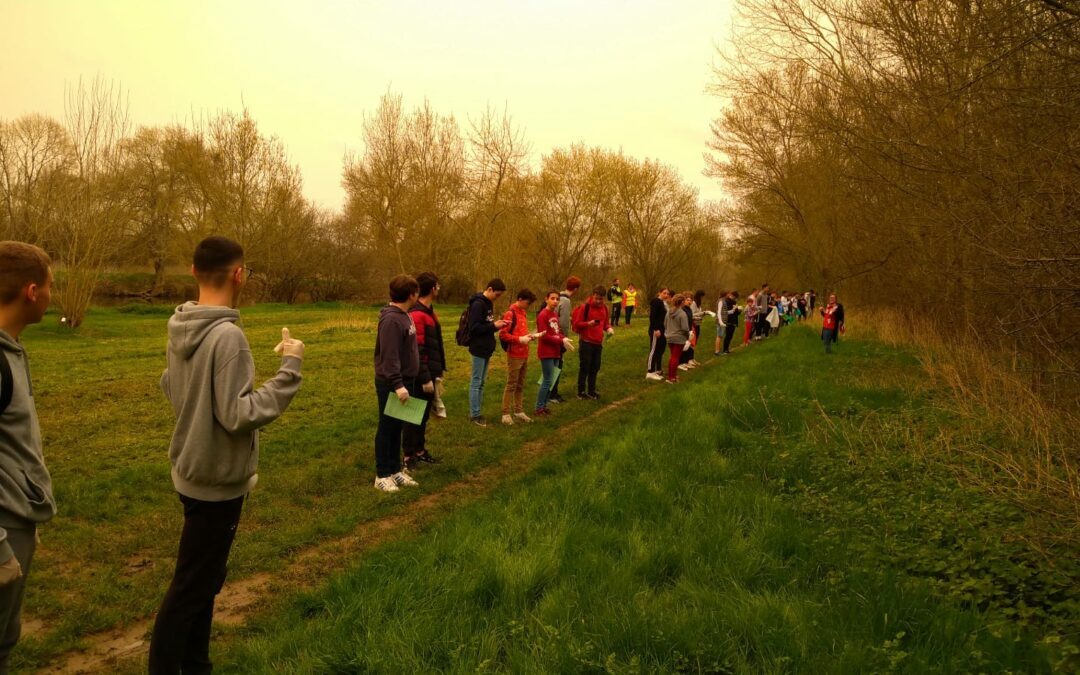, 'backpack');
0,351,12,416
499,311,519,352
571,303,592,335
455,297,480,347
